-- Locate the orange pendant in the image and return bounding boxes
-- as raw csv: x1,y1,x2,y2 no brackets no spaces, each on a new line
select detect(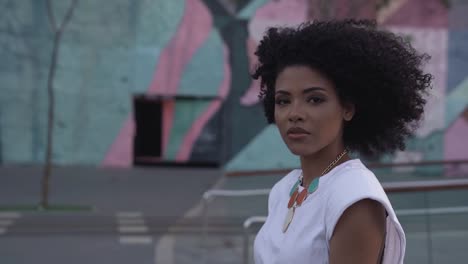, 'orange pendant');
288,190,299,208
296,189,308,206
